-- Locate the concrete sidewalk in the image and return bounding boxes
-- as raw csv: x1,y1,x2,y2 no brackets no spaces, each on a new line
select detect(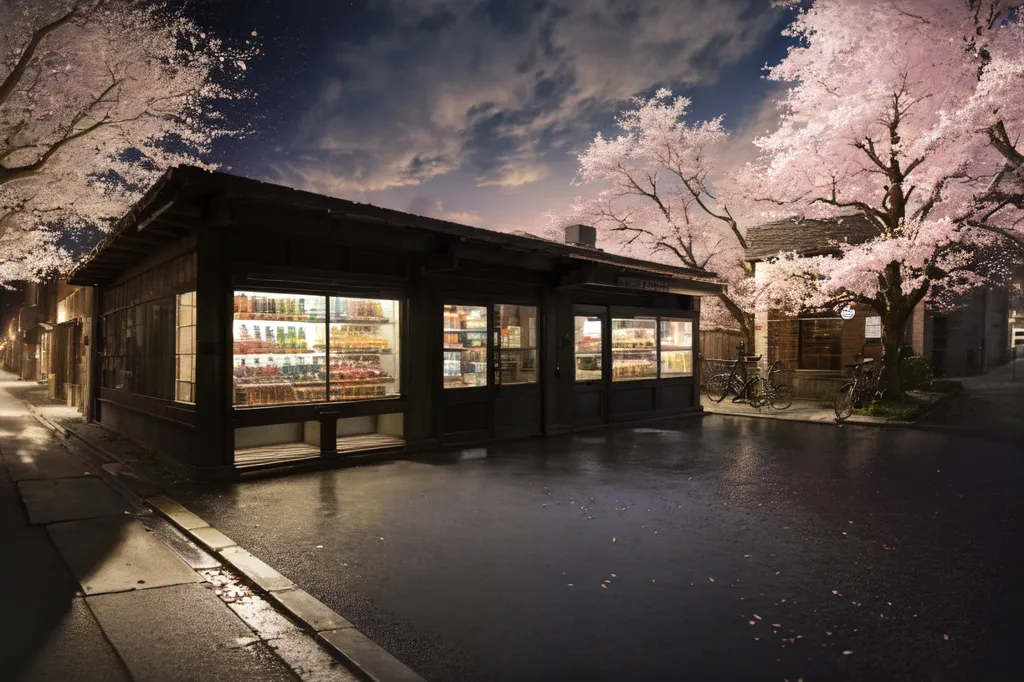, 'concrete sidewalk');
702,359,1024,443
701,395,887,425
0,372,356,682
